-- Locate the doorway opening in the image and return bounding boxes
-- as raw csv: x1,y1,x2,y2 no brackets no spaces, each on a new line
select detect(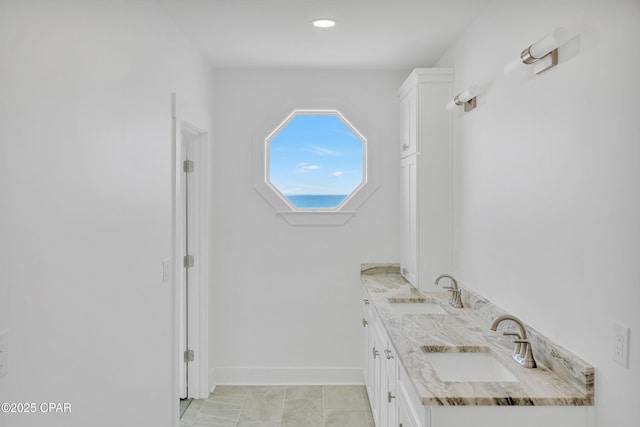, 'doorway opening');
173,94,211,423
